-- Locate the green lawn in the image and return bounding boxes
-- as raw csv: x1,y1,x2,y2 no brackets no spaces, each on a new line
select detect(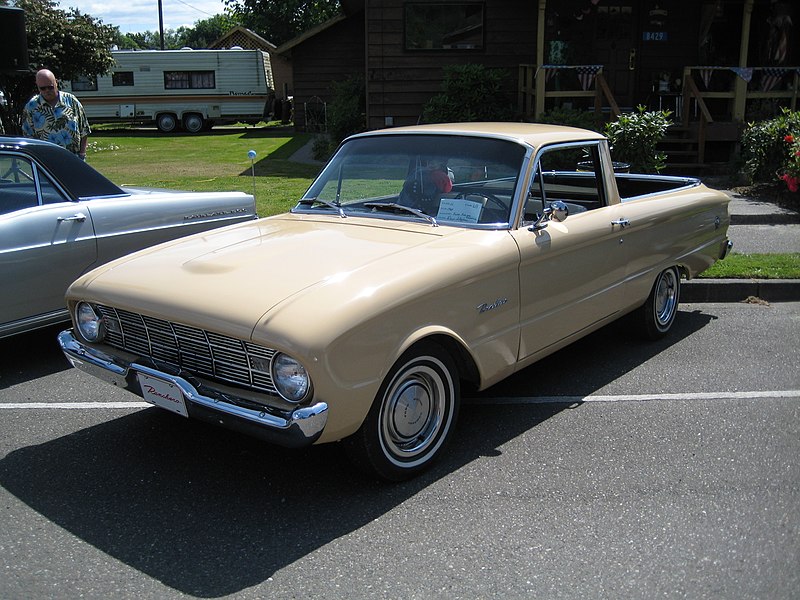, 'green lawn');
87,126,322,216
